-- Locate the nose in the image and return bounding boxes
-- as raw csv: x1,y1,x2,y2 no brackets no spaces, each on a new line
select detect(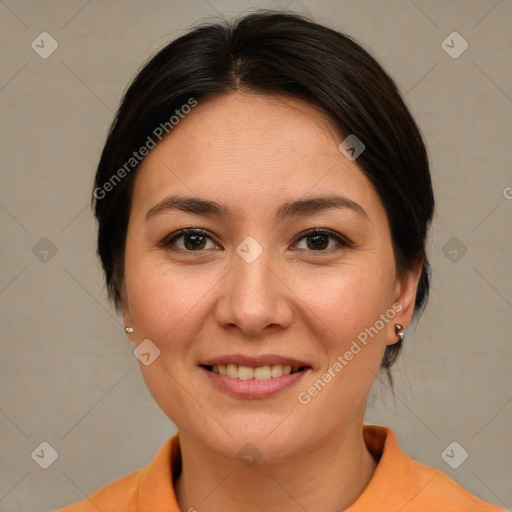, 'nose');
214,246,294,337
